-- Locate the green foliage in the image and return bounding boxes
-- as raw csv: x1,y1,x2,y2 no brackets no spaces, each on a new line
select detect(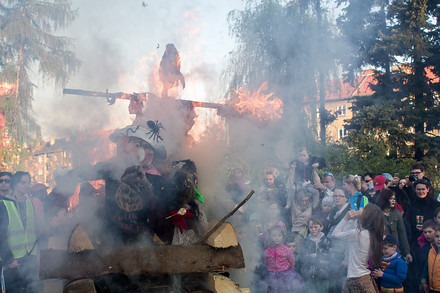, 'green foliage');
224,0,340,146
0,0,80,144
337,0,440,165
